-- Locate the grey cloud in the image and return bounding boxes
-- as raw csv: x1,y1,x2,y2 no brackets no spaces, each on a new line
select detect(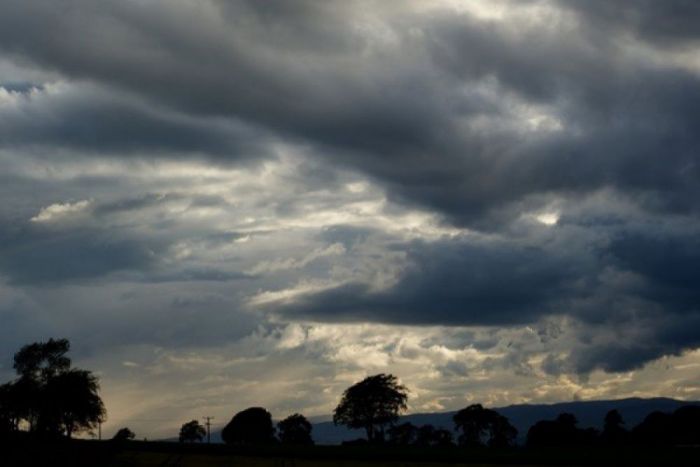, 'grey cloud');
143,268,254,283
91,193,231,217
0,83,271,159
609,230,700,308
268,209,700,373
558,0,700,47
269,235,585,326
0,81,42,93
1,0,700,382
555,311,700,374
0,222,165,285
1,0,698,228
